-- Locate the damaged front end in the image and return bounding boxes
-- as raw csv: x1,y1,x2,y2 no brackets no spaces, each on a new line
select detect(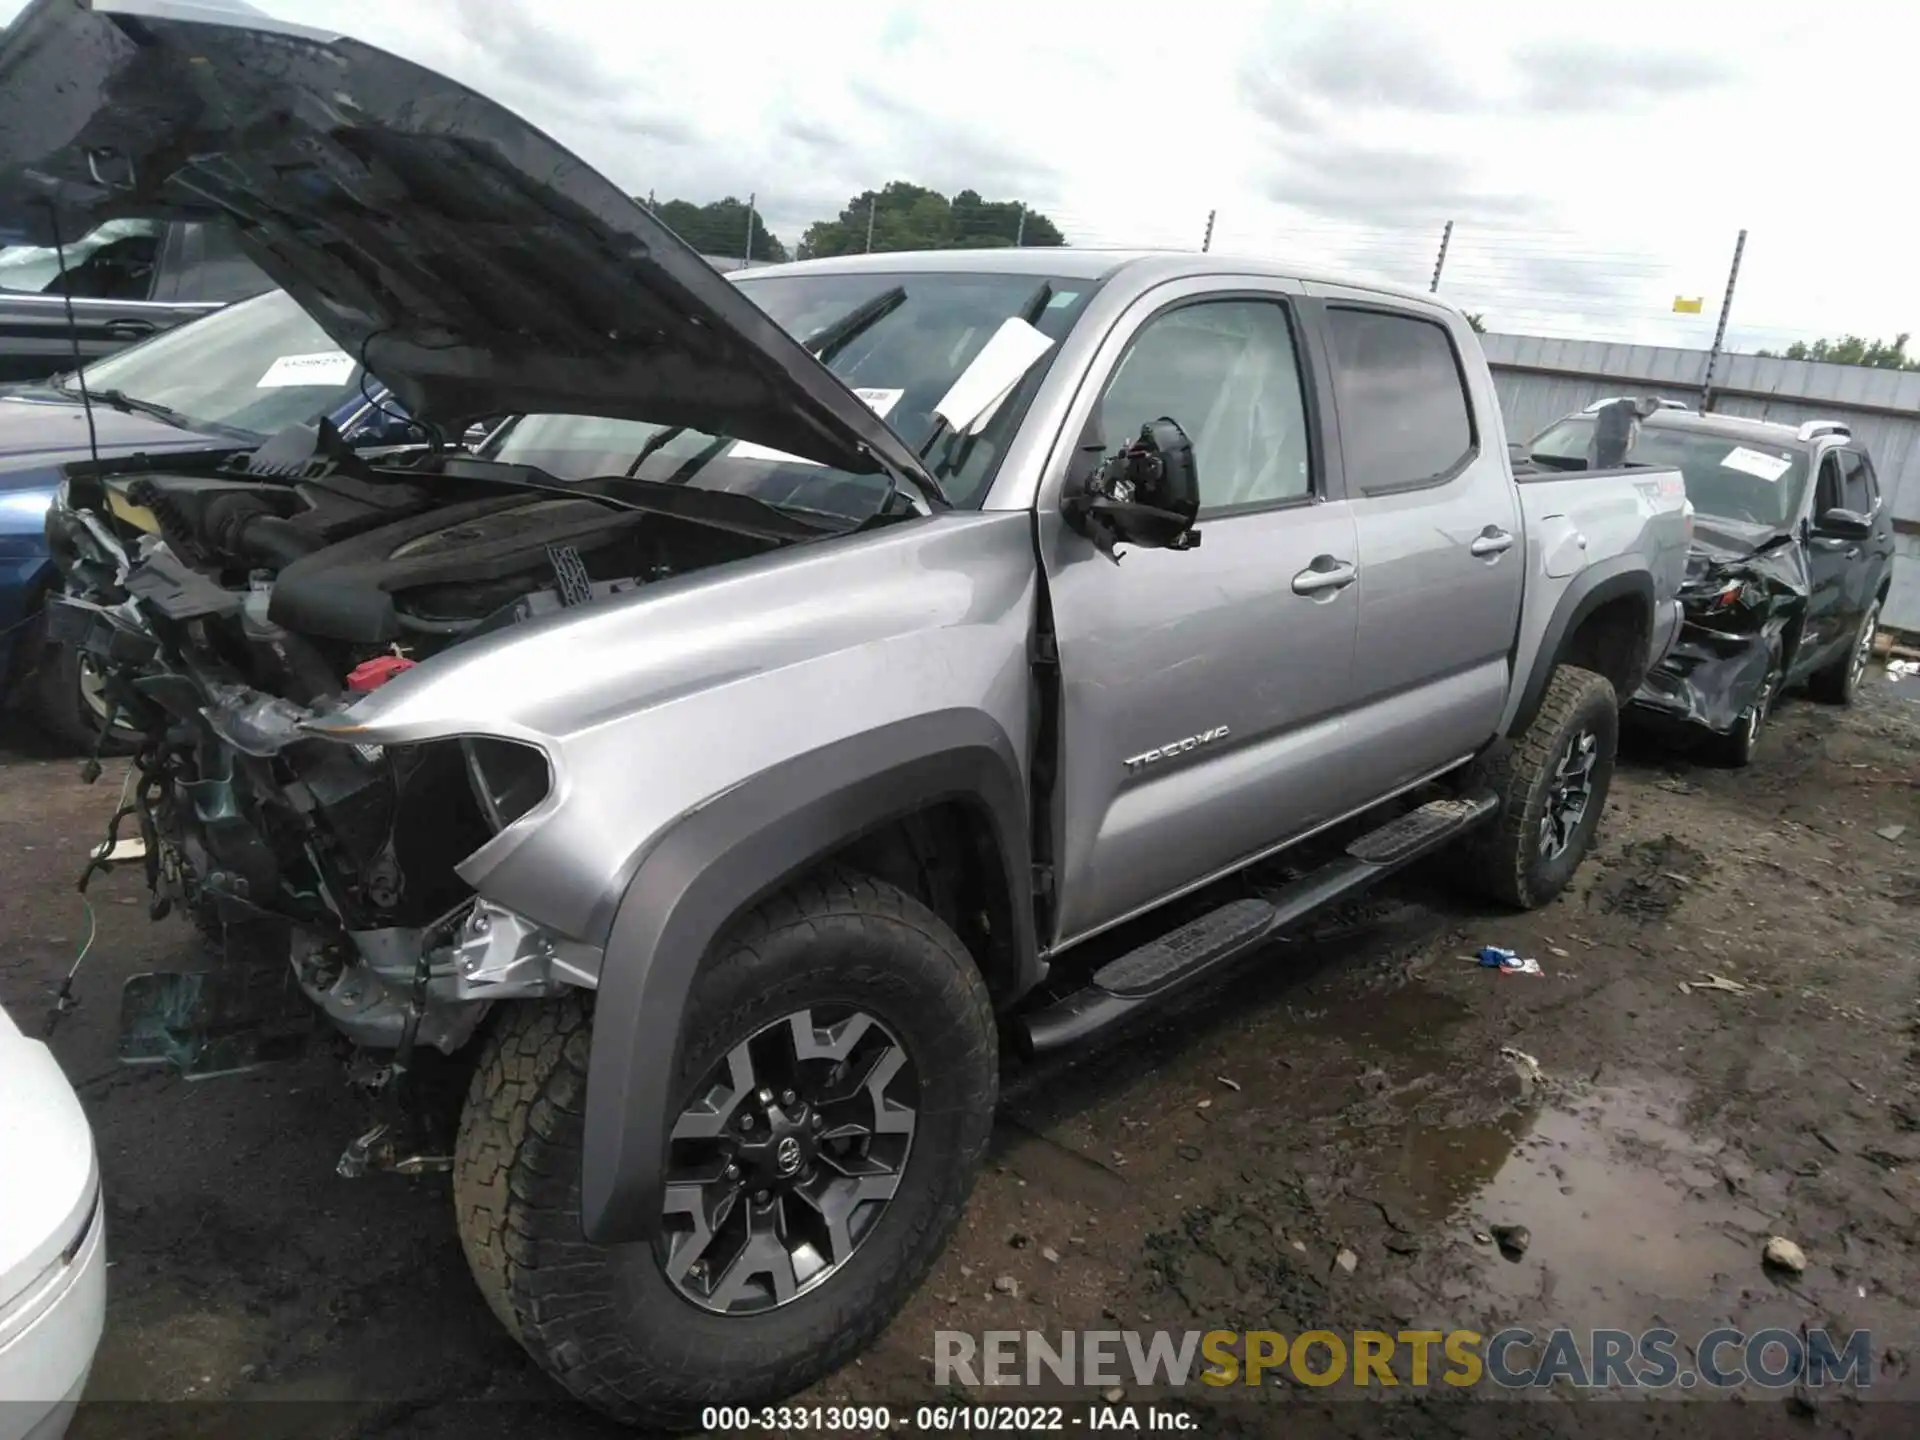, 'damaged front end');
1629,531,1808,735
44,455,632,1125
